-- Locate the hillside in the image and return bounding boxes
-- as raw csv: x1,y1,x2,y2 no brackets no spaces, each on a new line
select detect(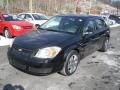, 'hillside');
0,0,119,15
